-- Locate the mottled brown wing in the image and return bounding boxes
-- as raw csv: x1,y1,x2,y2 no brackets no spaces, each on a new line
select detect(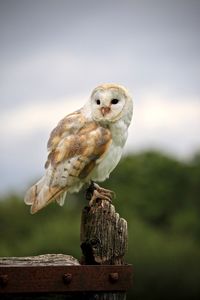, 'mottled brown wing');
45,110,112,183
45,110,84,168
27,115,112,214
